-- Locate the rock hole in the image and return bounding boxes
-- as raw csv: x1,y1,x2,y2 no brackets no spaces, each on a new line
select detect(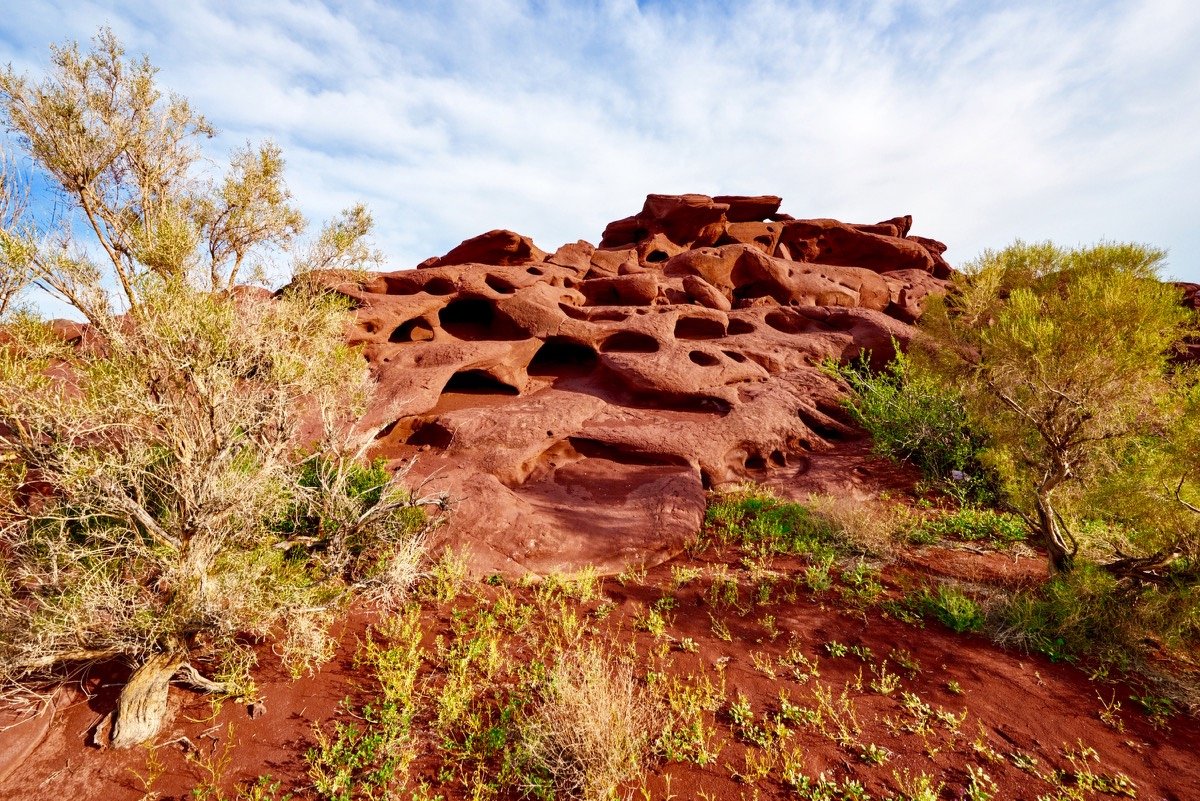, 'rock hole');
407,421,453,448
485,275,517,295
700,470,714,490
744,454,767,470
688,350,720,366
423,277,456,296
390,317,435,343
674,316,727,340
769,450,787,467
765,310,805,334
646,250,668,263
438,297,527,340
722,350,747,363
599,331,661,353
728,318,756,335
528,338,598,377
527,266,544,276
568,437,691,467
441,369,520,396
